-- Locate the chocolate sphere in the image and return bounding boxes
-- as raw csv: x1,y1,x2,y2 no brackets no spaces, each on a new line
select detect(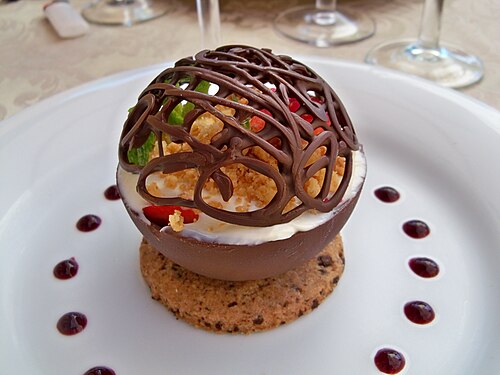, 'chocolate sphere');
118,45,366,280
